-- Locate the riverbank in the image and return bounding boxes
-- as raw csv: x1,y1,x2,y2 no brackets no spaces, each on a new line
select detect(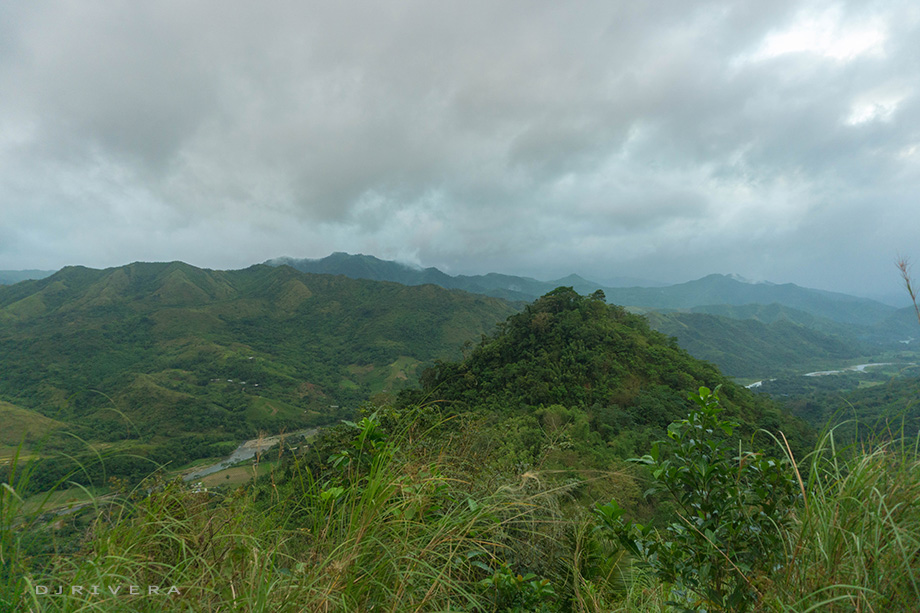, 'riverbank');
183,428,318,482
